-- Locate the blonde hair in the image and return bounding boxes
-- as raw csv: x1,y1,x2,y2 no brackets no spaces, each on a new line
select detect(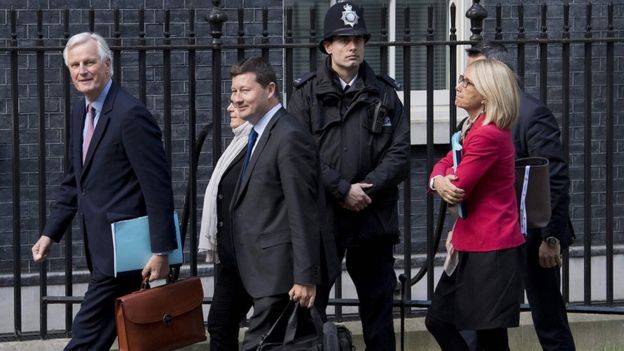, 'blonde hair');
467,59,520,129
63,32,113,77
